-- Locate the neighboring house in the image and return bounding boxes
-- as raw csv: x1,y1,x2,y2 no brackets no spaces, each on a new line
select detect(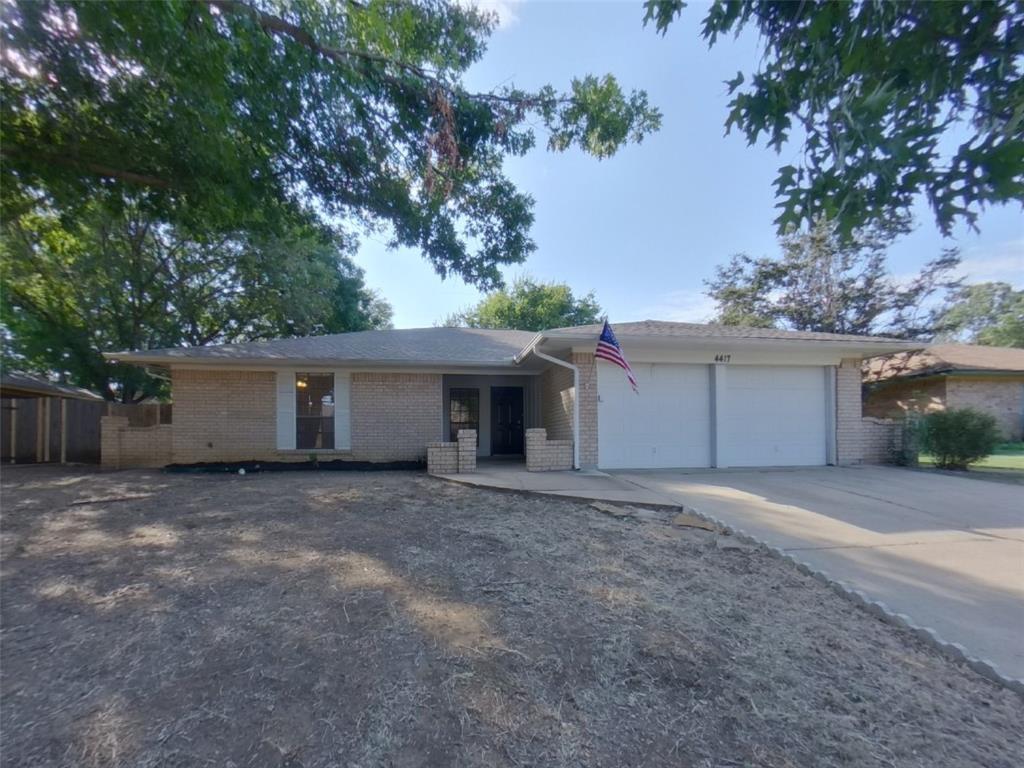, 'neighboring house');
1,371,106,401
863,344,1024,440
104,321,915,470
1,371,107,464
